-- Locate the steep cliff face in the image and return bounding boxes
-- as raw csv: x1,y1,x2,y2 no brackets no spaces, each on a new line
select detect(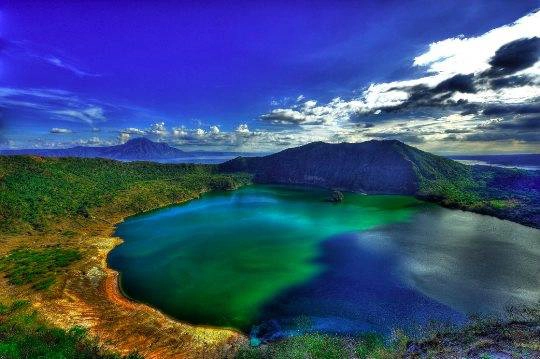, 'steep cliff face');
220,140,463,194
